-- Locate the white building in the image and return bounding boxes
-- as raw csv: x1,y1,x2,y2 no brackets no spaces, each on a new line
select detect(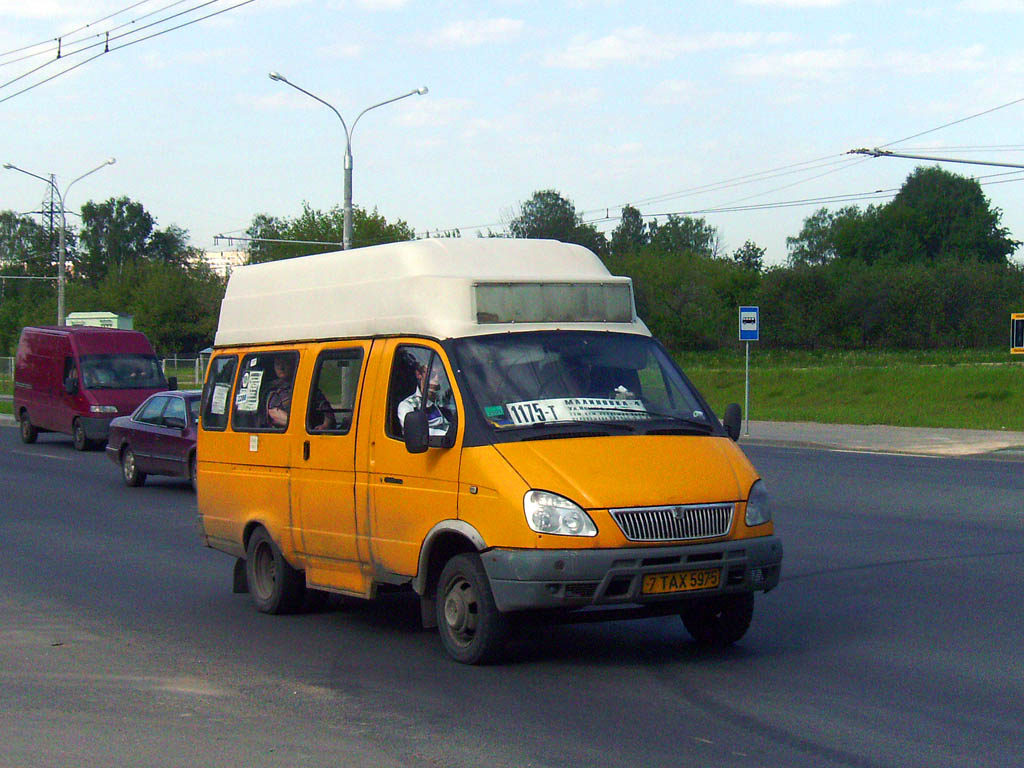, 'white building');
193,249,248,277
